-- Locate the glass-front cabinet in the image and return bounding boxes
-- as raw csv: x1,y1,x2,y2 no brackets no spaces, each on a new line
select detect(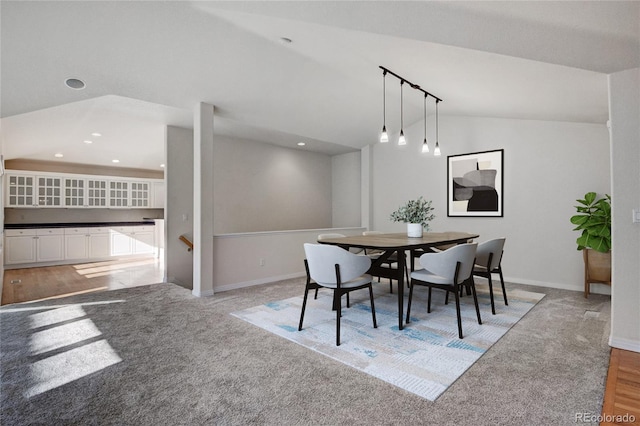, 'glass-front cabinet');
87,179,108,207
64,177,85,207
109,181,129,207
5,171,163,209
7,175,35,207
